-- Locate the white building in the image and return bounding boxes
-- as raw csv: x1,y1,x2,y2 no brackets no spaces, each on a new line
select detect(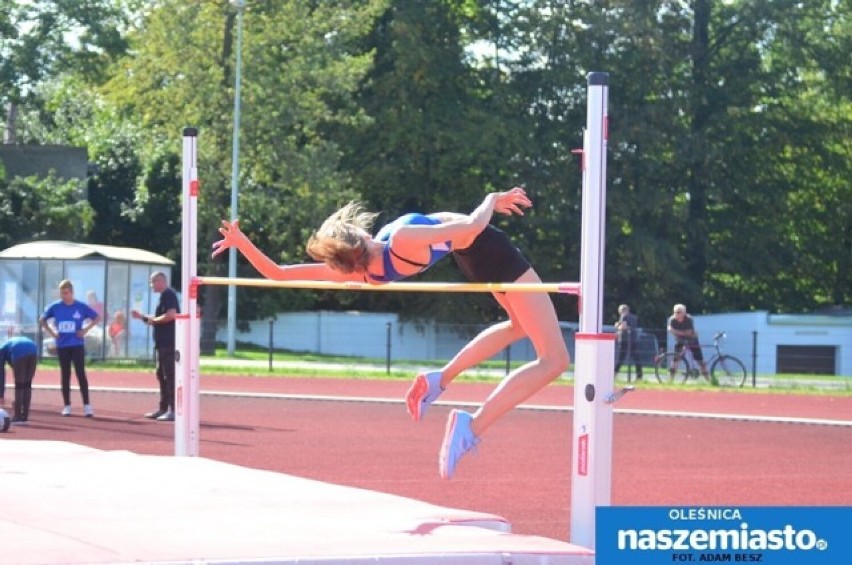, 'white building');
681,311,852,377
